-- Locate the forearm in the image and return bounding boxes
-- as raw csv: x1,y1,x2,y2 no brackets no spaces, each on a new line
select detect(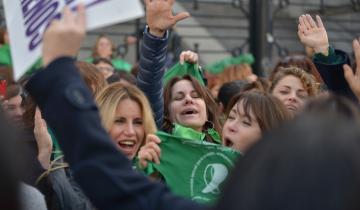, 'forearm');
137,27,169,128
